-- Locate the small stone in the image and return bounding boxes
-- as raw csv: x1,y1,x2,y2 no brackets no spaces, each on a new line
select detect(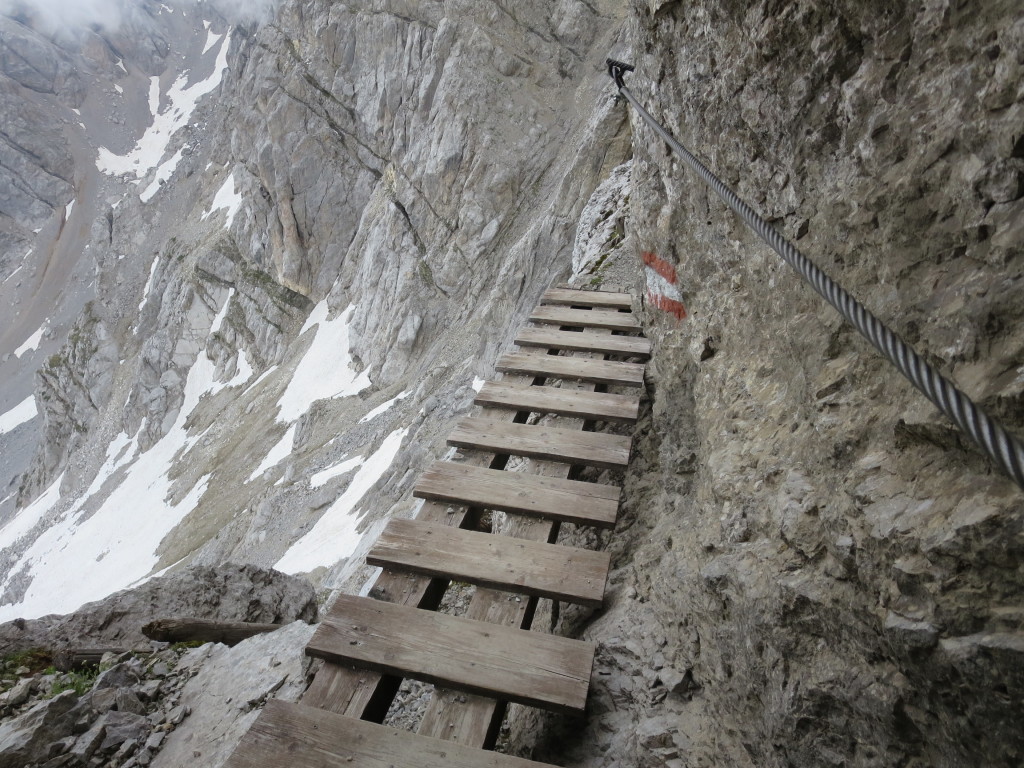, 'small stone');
148,663,170,678
114,689,146,716
14,666,31,676
98,711,149,752
166,705,188,725
69,718,106,760
135,680,162,702
144,731,165,751
7,677,34,707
